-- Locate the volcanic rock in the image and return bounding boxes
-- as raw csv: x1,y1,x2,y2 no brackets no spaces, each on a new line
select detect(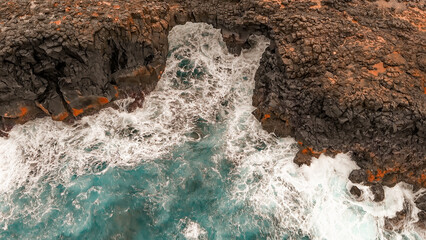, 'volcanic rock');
0,0,425,225
350,185,363,198
371,184,385,202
